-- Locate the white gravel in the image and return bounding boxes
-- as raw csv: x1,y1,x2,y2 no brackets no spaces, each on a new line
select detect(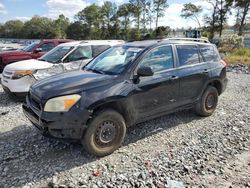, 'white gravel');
0,72,250,188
